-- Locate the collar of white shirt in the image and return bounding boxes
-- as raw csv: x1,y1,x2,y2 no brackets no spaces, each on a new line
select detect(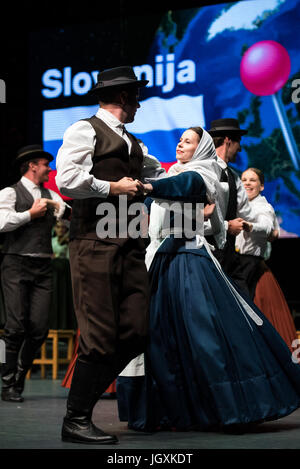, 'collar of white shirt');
216,155,227,170
96,107,124,133
21,176,41,194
